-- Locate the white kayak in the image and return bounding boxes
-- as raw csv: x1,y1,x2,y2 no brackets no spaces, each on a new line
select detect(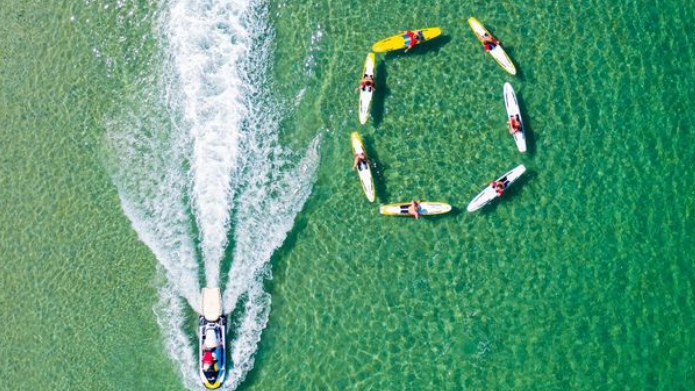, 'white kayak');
467,165,526,212
503,83,527,153
358,53,376,125
380,202,452,216
351,132,376,202
467,17,516,75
